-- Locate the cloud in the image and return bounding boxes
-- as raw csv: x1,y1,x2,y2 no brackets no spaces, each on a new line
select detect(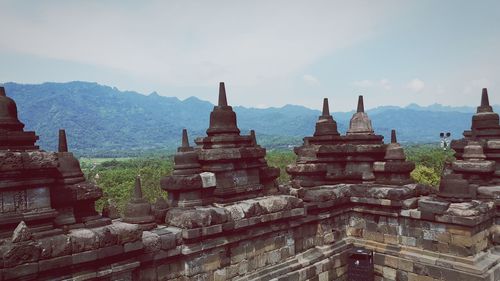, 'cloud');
353,79,391,90
380,79,391,90
464,78,493,94
353,80,374,88
303,74,320,86
0,1,404,89
406,78,425,93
